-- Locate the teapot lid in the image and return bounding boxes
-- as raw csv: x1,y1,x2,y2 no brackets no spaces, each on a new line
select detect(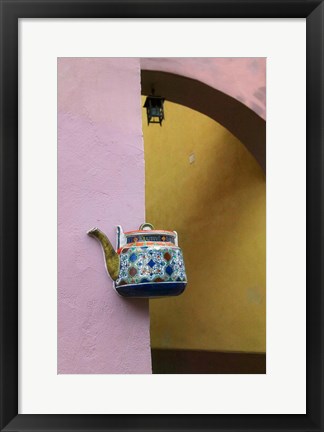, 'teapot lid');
124,222,176,237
